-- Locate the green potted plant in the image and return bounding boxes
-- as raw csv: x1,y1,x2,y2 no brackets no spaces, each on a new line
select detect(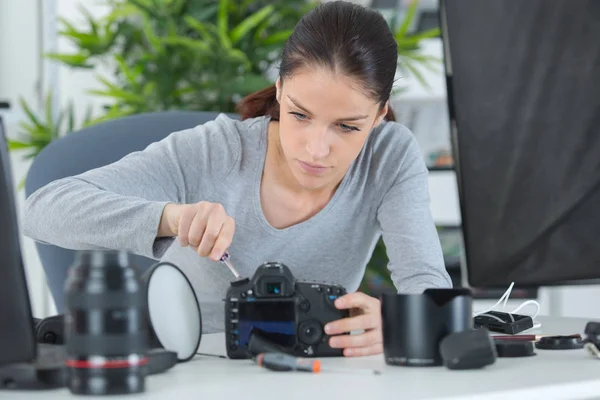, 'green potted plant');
8,0,315,158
